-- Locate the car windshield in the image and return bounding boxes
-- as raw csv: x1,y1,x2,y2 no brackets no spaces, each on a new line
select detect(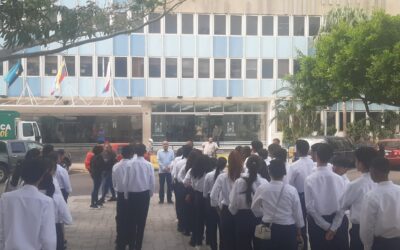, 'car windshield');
381,141,400,149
